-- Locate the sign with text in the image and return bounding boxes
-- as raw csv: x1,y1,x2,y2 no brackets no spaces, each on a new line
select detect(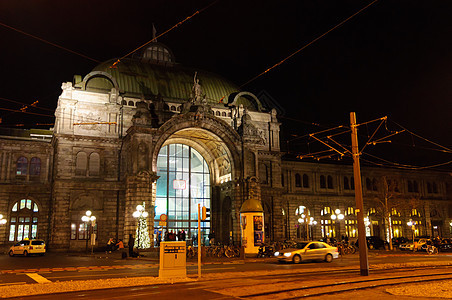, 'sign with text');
173,179,186,190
